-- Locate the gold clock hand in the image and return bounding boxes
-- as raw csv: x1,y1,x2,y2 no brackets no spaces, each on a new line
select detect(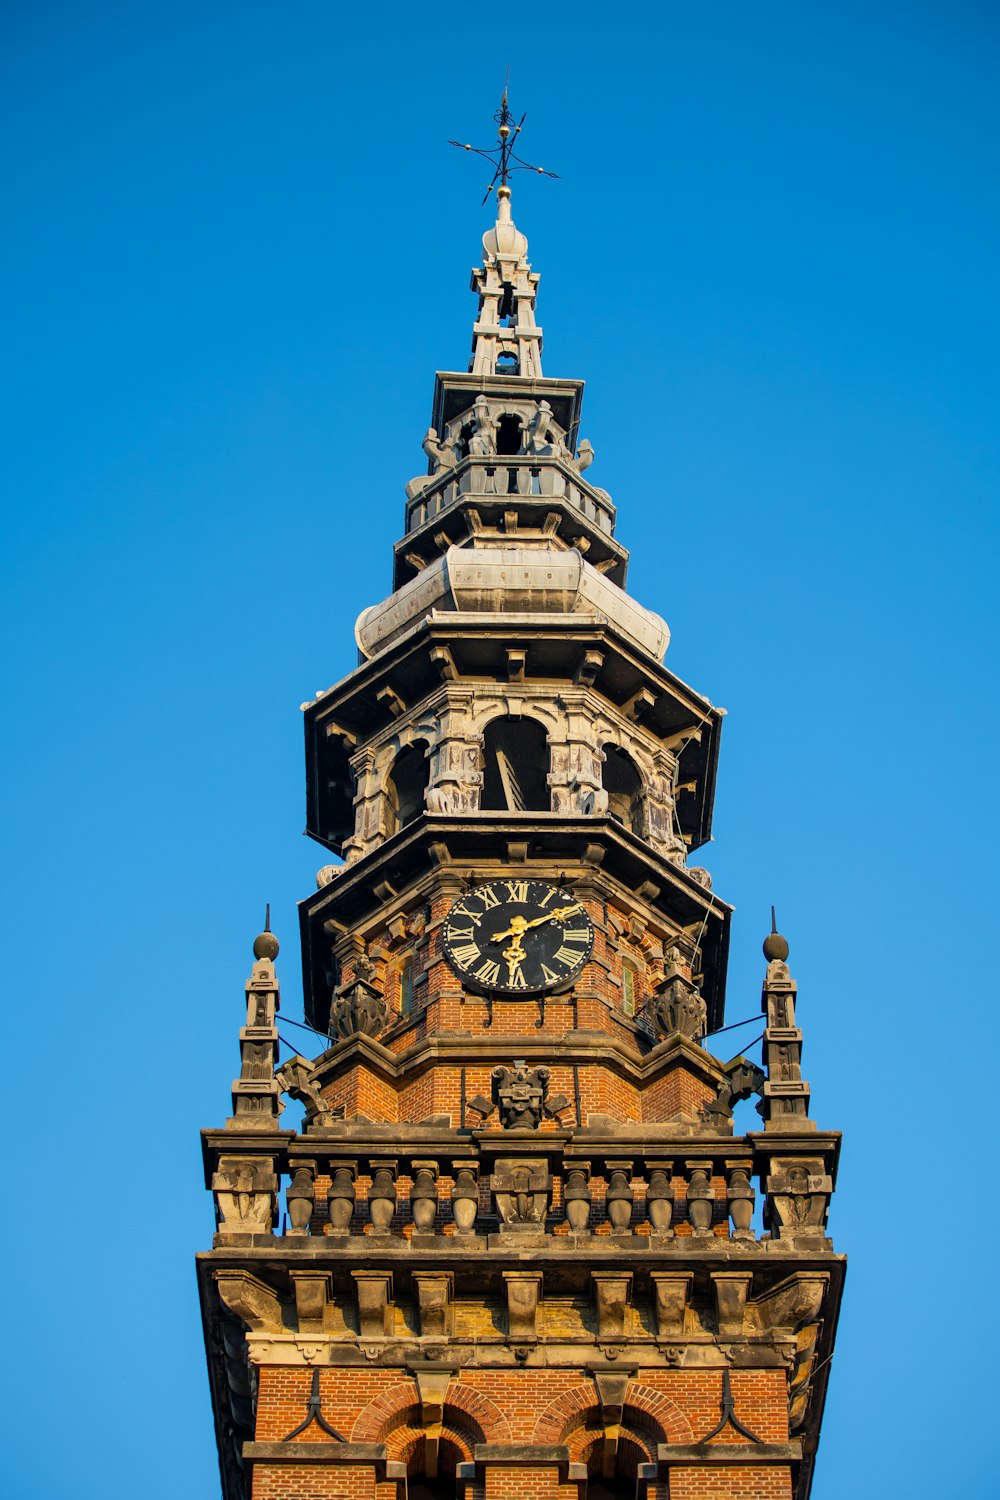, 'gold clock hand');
490,905,583,943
